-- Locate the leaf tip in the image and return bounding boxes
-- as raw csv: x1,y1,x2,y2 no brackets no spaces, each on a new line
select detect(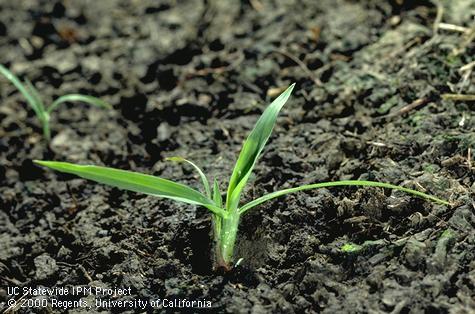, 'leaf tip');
90,97,112,110
33,160,48,166
33,160,62,170
278,83,296,100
